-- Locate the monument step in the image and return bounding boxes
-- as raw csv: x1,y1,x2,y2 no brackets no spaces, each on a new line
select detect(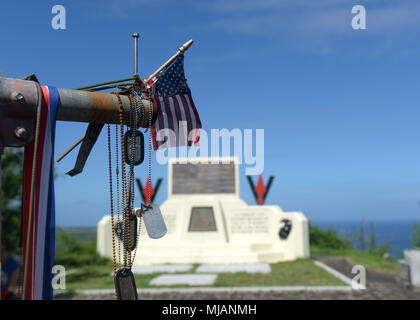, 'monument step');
257,251,284,263
149,274,217,286
133,251,284,265
133,242,274,255
250,243,273,252
196,263,271,274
